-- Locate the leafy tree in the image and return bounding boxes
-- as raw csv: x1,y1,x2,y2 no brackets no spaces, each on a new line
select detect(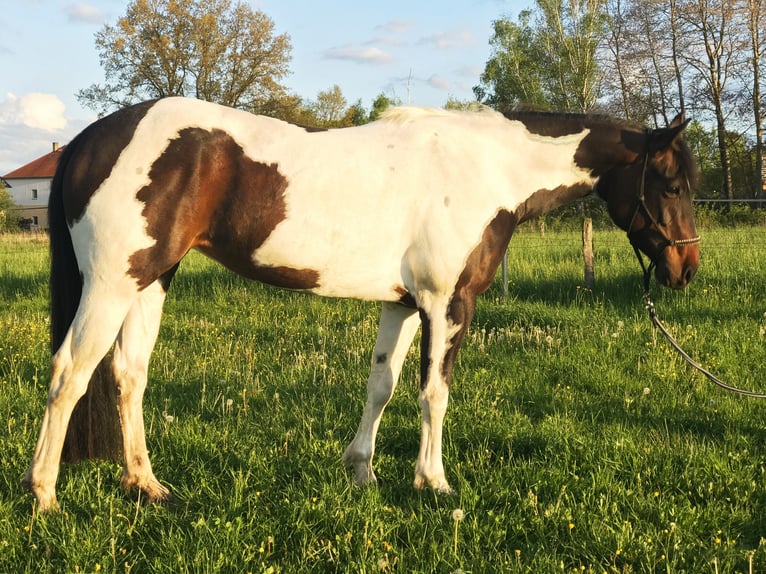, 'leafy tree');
78,0,292,115
0,183,19,232
312,85,348,127
345,99,369,126
475,0,607,112
443,97,484,111
473,13,547,110
368,93,399,122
